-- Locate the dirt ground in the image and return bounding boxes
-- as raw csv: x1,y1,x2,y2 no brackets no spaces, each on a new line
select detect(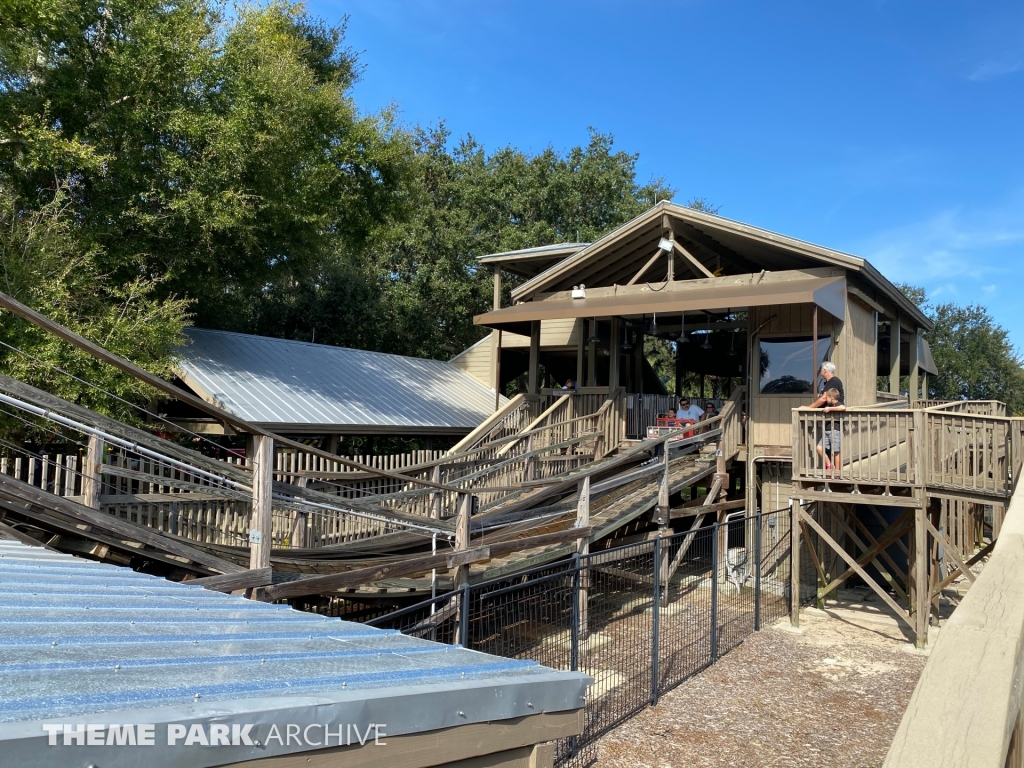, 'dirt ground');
595,605,929,768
